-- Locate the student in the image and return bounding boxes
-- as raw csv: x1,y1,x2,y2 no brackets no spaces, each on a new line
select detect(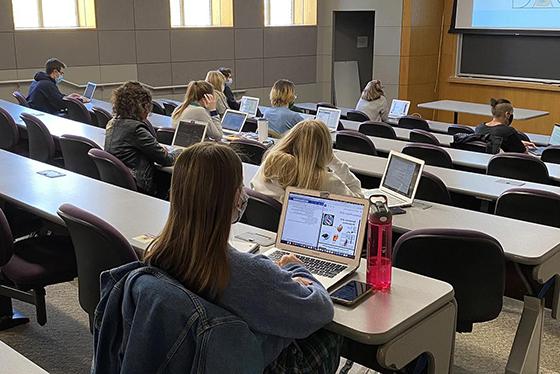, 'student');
205,70,229,116
475,98,535,153
252,120,363,202
104,81,179,196
355,80,388,122
218,67,240,110
171,81,223,140
261,79,304,135
26,58,88,115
